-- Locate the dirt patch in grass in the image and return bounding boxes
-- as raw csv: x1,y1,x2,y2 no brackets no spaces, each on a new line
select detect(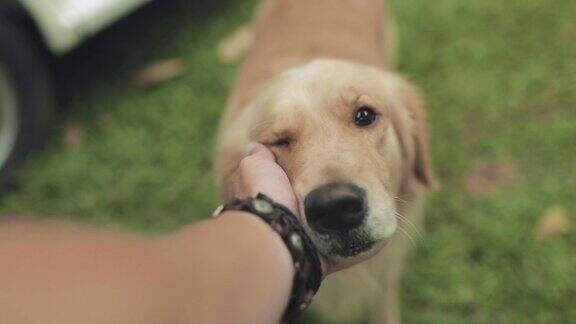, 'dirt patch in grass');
464,159,523,198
